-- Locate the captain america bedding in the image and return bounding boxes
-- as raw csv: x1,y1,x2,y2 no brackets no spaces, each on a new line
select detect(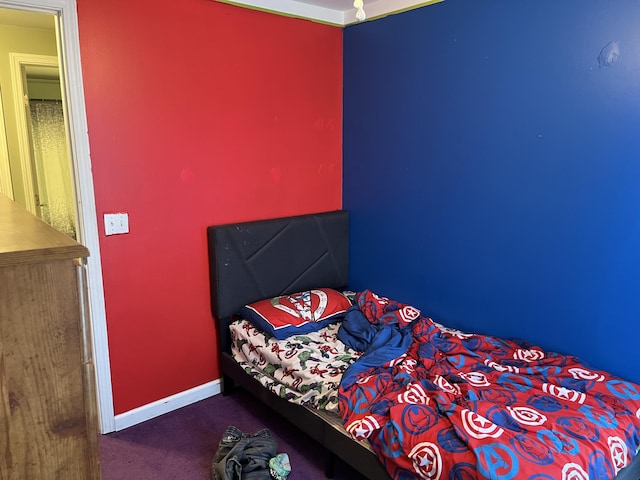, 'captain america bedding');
337,290,640,480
